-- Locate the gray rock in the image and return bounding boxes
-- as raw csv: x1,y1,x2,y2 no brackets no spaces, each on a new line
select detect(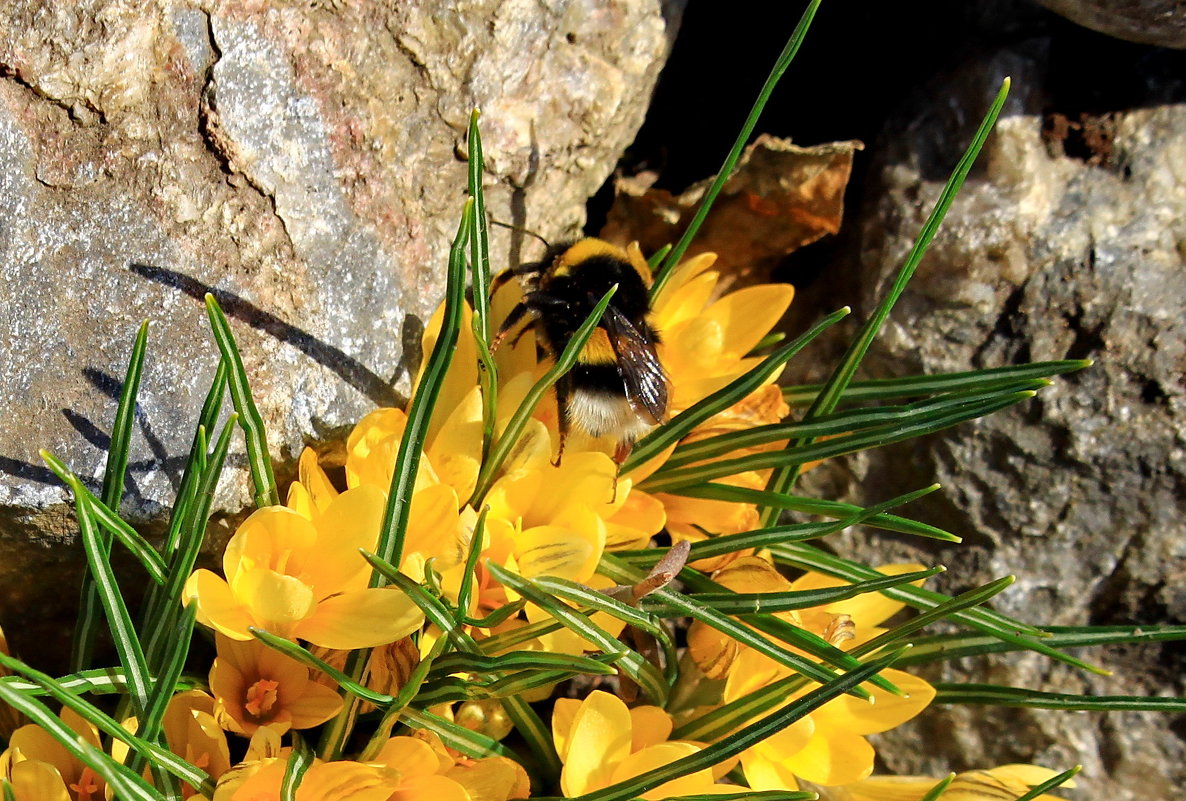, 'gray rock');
1038,0,1186,48
798,41,1186,798
0,0,675,664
